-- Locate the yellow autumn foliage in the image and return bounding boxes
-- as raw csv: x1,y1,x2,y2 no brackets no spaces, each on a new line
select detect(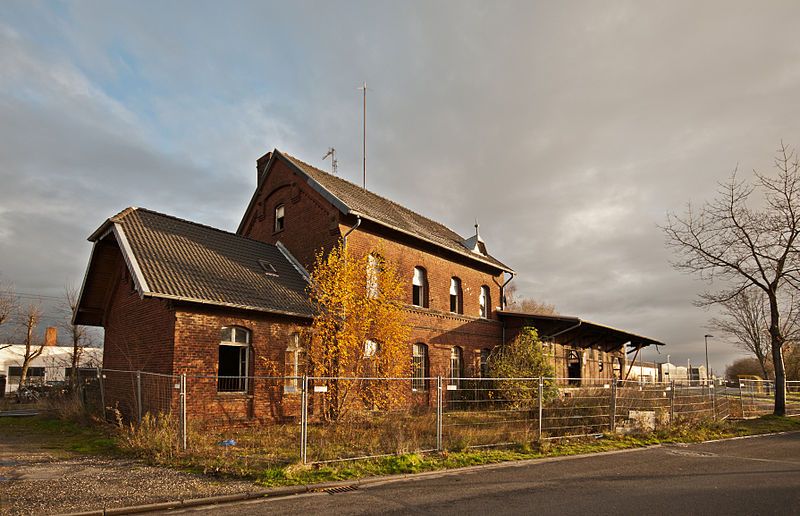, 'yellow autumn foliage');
308,242,412,420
